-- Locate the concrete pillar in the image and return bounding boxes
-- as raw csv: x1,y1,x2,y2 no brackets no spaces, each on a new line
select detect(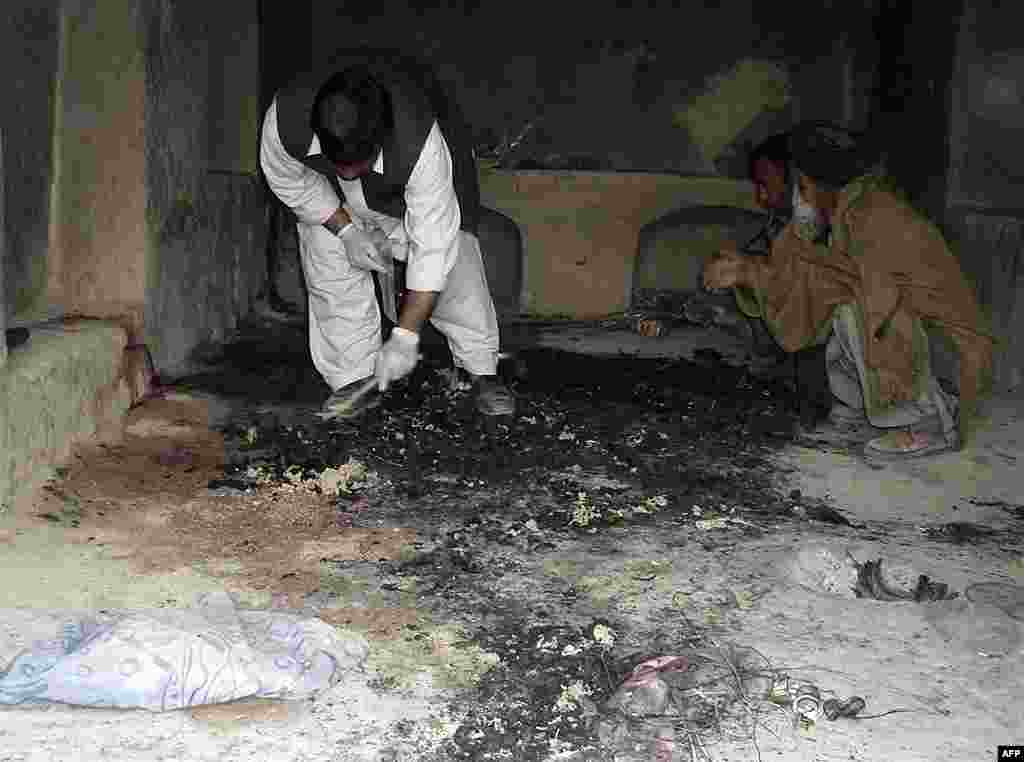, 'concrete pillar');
0,128,6,369
54,0,147,336
257,0,313,313
944,0,1024,391
259,0,313,114
2,3,61,326
869,0,965,224
208,10,261,174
